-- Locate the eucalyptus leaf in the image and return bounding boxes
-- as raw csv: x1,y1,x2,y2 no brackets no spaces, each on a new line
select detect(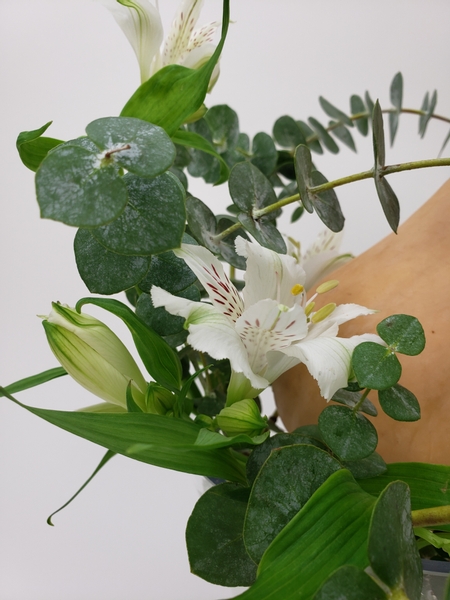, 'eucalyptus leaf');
331,388,378,416
74,229,151,294
187,118,221,183
16,121,63,172
352,341,402,390
204,104,240,154
378,384,420,421
273,115,307,148
350,95,369,136
297,120,324,154
229,161,277,212
244,445,341,563
308,117,339,153
376,314,426,356
372,100,386,168
251,132,277,176
419,90,437,137
294,144,314,212
374,175,400,233
172,129,229,184
238,213,286,253
186,483,256,586
390,72,403,111
318,405,378,461
138,250,197,295
319,97,353,127
309,170,345,232
342,452,387,480
329,122,356,152
365,91,375,120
